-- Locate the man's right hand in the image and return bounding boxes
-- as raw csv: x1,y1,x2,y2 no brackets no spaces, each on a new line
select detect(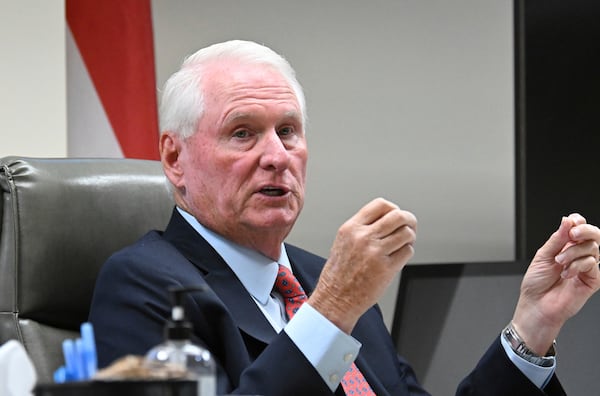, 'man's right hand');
308,197,417,333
